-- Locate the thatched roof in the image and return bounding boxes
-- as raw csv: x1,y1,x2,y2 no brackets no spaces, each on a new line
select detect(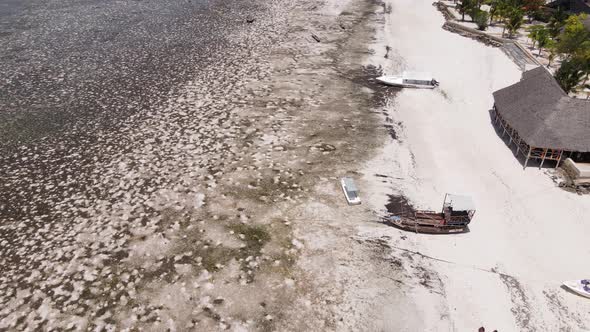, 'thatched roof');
547,0,590,14
493,66,590,152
